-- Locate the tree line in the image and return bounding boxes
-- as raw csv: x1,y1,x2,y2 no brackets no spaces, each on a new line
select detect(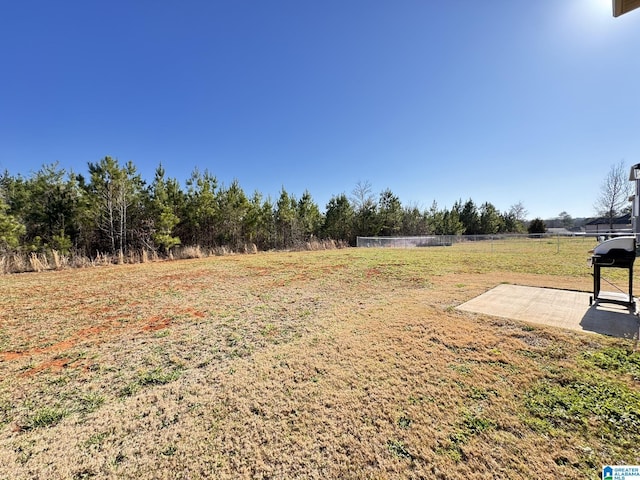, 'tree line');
0,157,533,257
